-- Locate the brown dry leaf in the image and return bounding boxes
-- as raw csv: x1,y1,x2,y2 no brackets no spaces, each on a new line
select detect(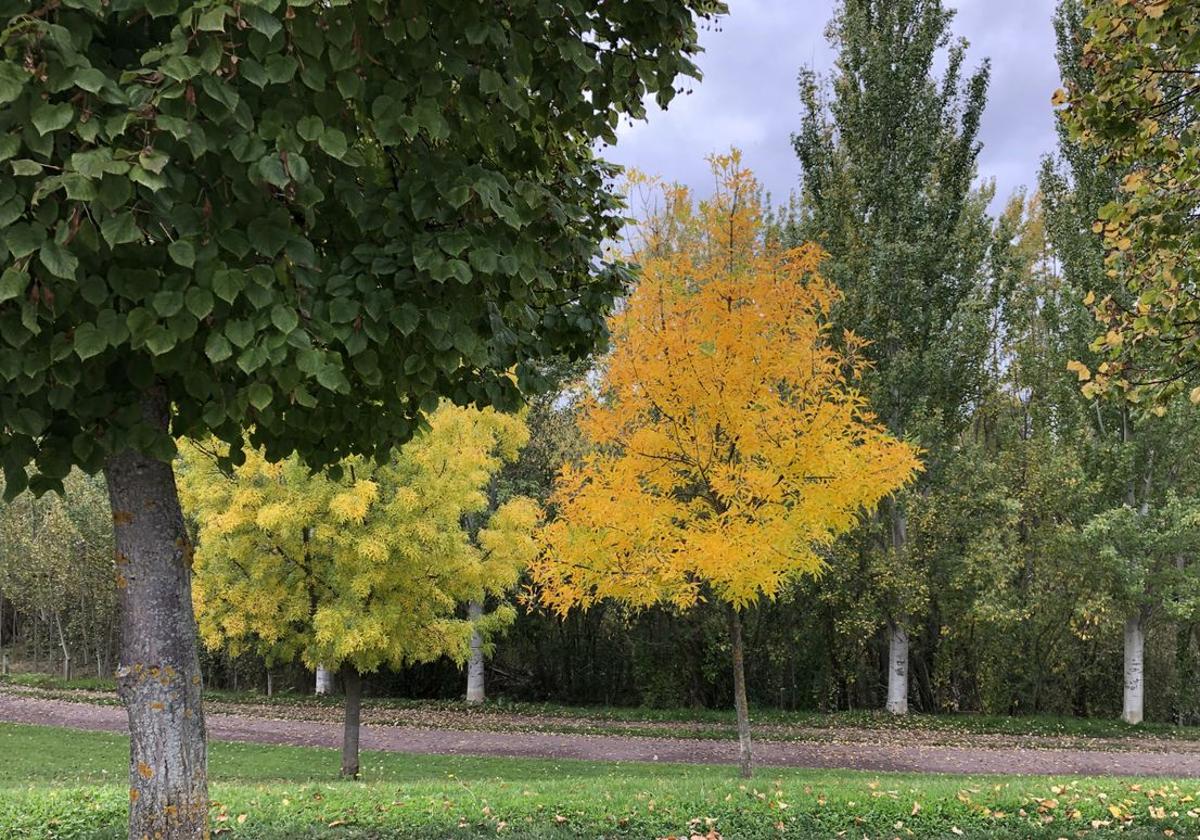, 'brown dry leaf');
911,801,921,817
